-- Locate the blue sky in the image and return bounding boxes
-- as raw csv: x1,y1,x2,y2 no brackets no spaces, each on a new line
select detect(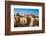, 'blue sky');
14,8,39,16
